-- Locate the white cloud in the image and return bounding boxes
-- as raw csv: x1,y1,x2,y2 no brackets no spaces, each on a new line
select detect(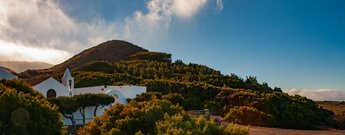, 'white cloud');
0,40,70,63
173,0,208,18
0,0,118,64
216,0,224,11
0,0,209,64
285,88,345,101
123,0,208,43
